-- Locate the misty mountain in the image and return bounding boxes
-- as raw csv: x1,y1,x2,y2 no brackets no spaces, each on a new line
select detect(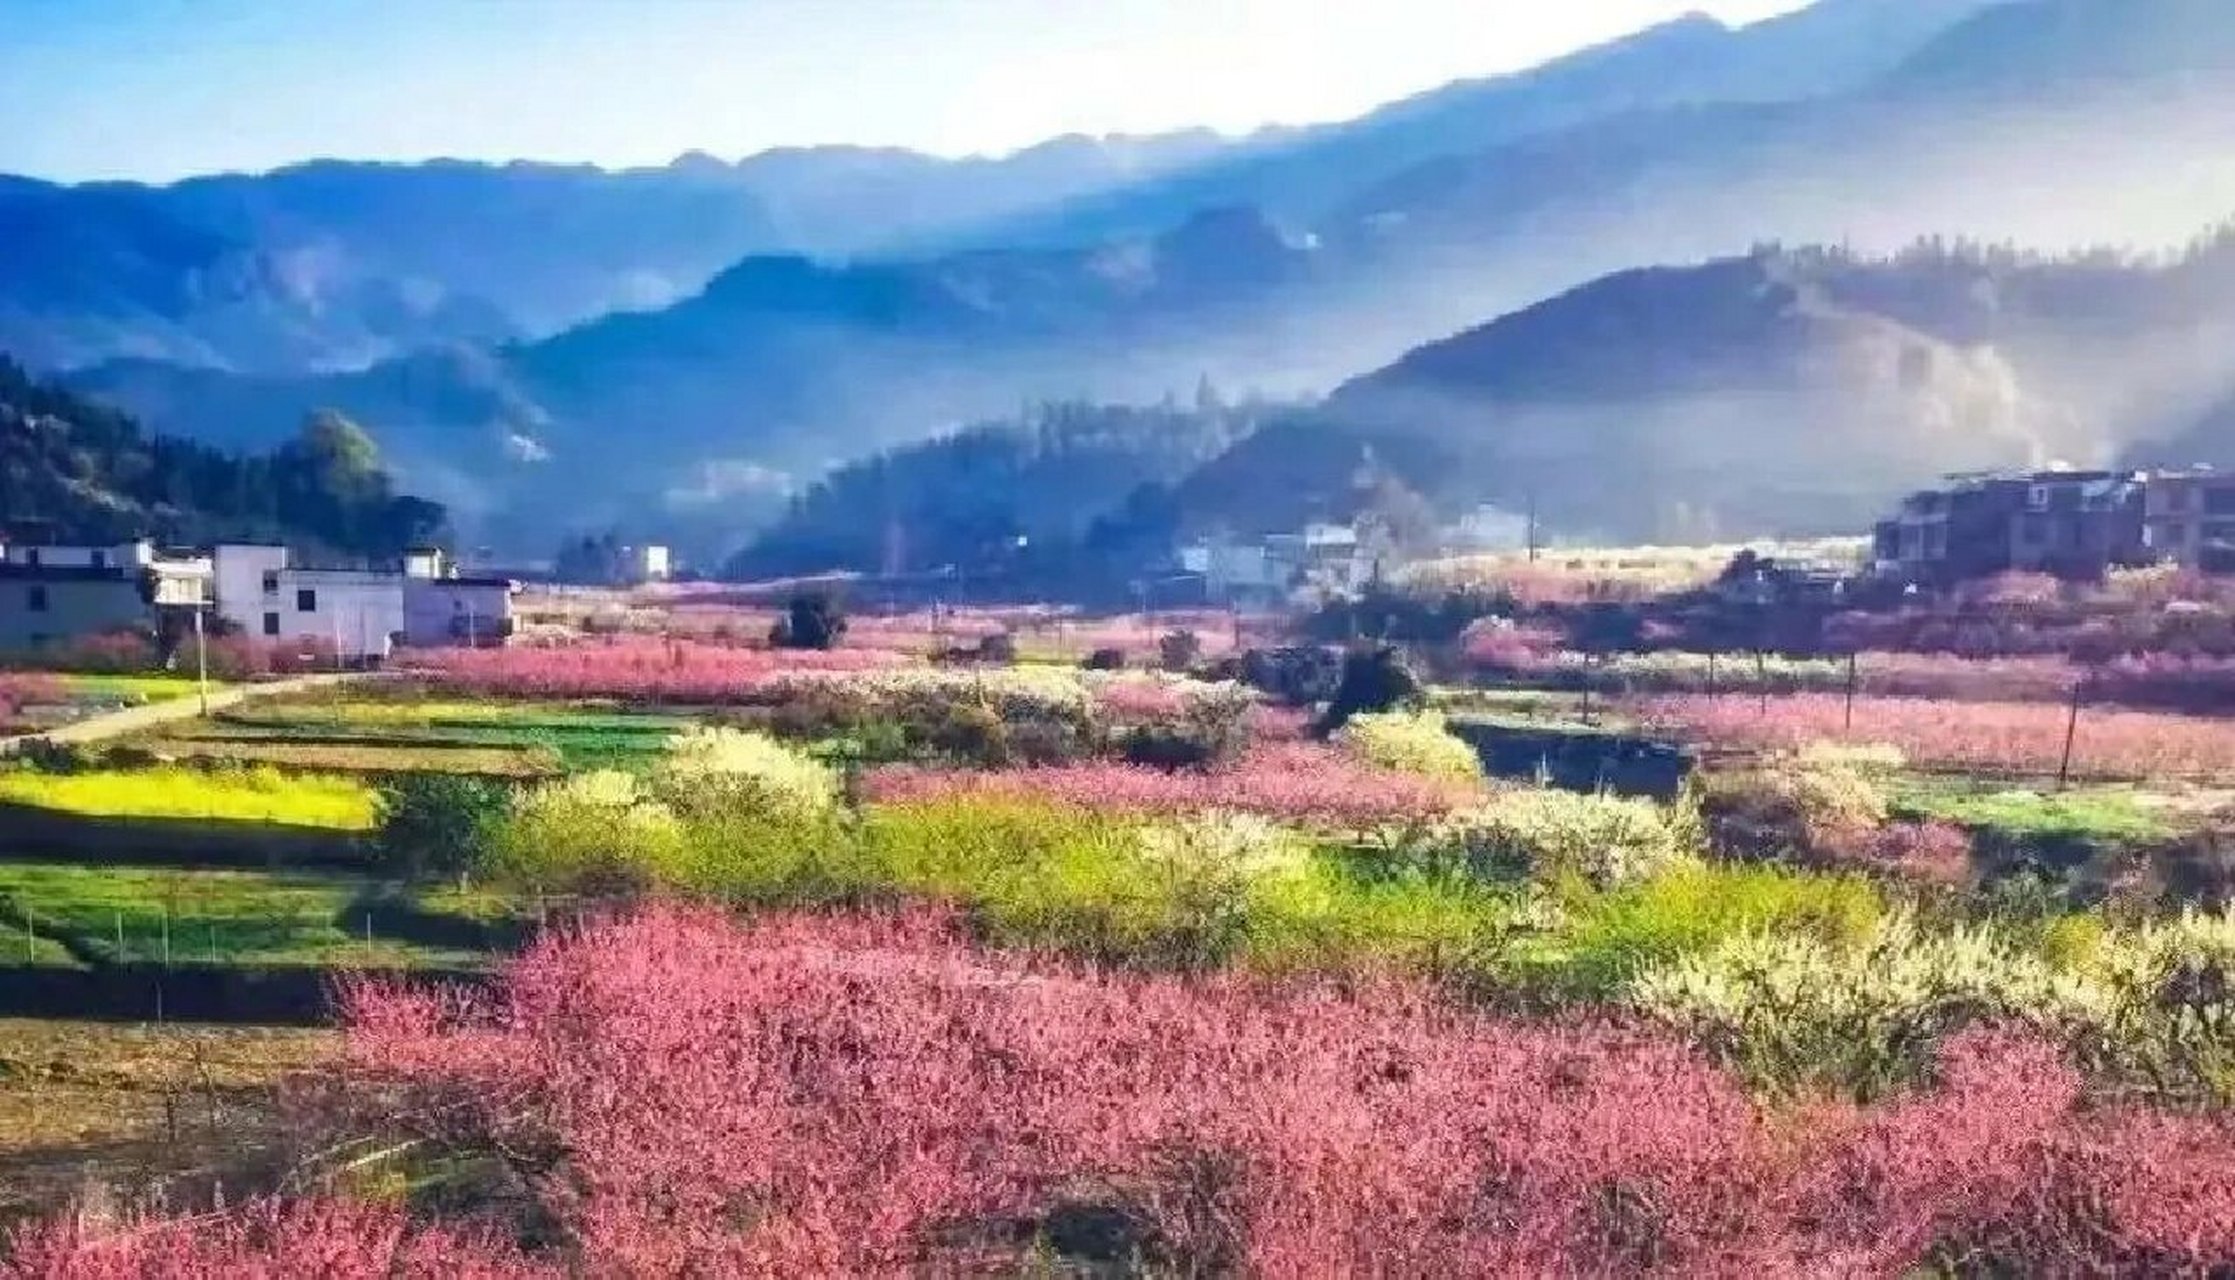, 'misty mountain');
961,0,2001,250
729,397,1265,580
723,131,1230,255
58,0,2235,558
69,208,1327,551
0,134,1231,378
0,175,518,374
1289,227,2235,543
0,0,1994,379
